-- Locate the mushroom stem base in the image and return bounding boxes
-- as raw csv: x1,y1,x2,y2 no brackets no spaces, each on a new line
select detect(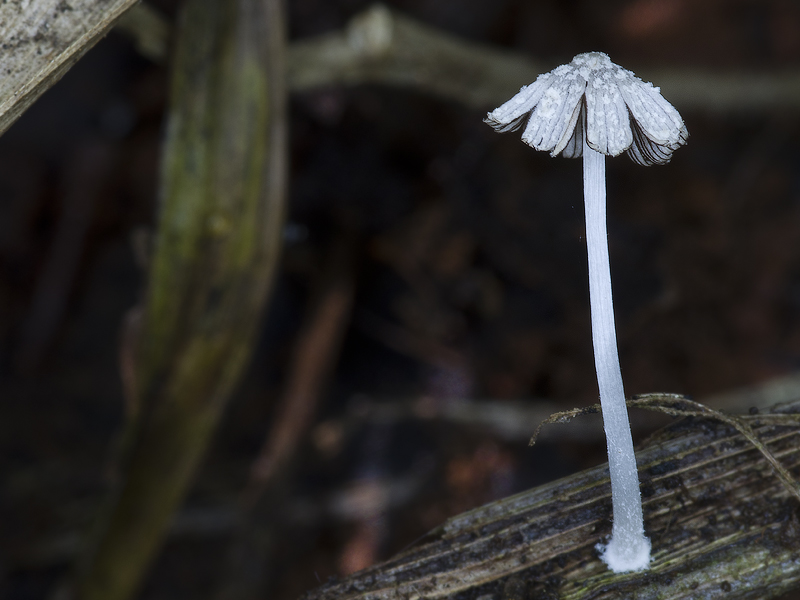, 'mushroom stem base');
583,138,650,572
